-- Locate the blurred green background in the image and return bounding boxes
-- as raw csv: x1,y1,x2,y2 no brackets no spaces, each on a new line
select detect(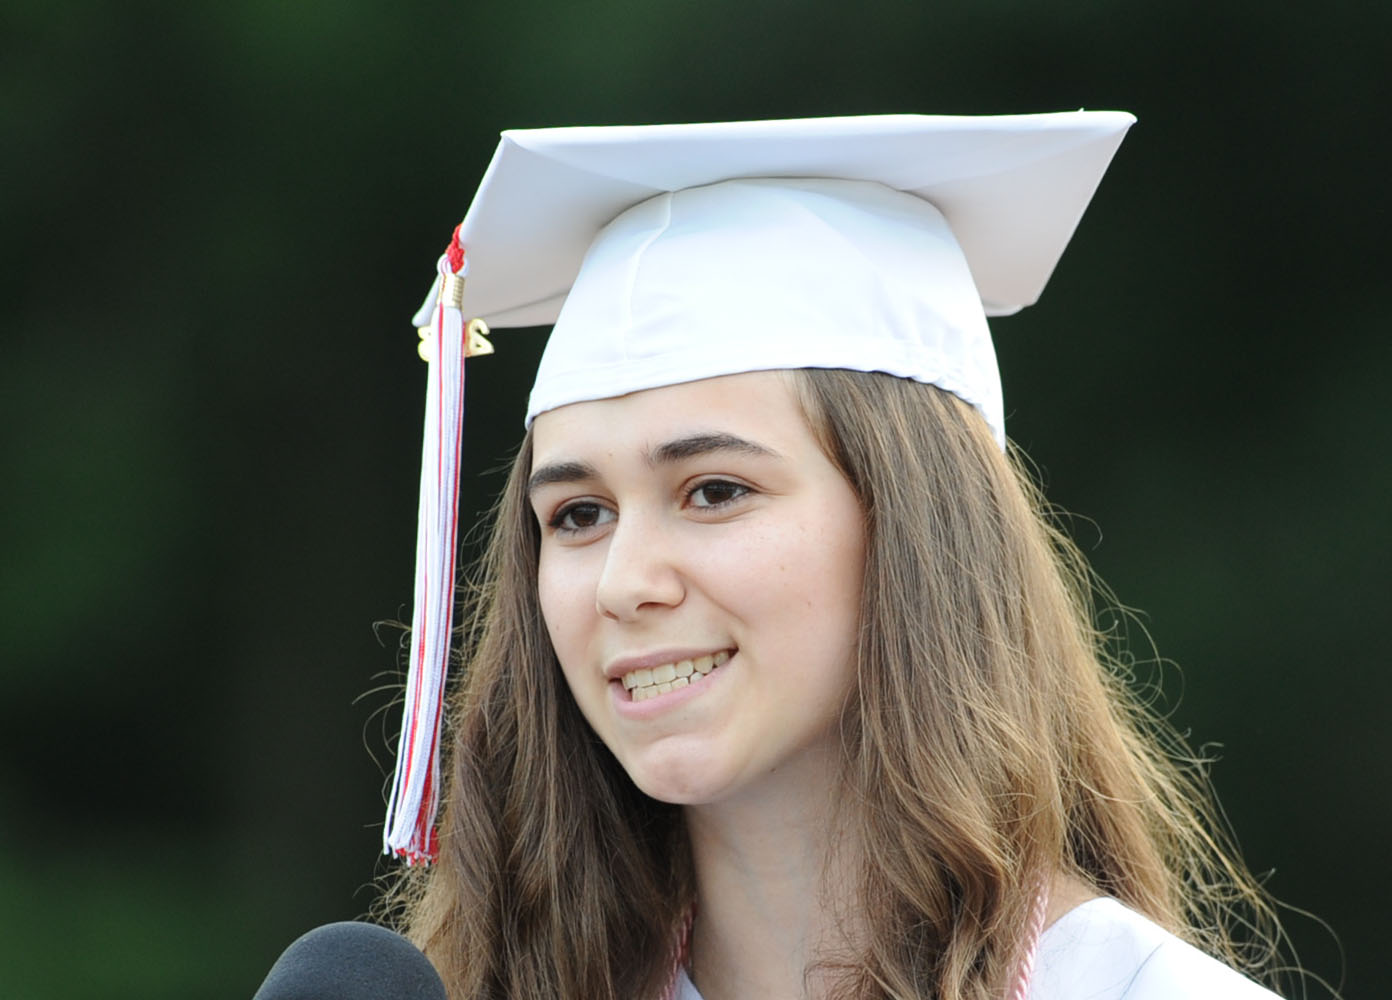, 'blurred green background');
2,1,1385,996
